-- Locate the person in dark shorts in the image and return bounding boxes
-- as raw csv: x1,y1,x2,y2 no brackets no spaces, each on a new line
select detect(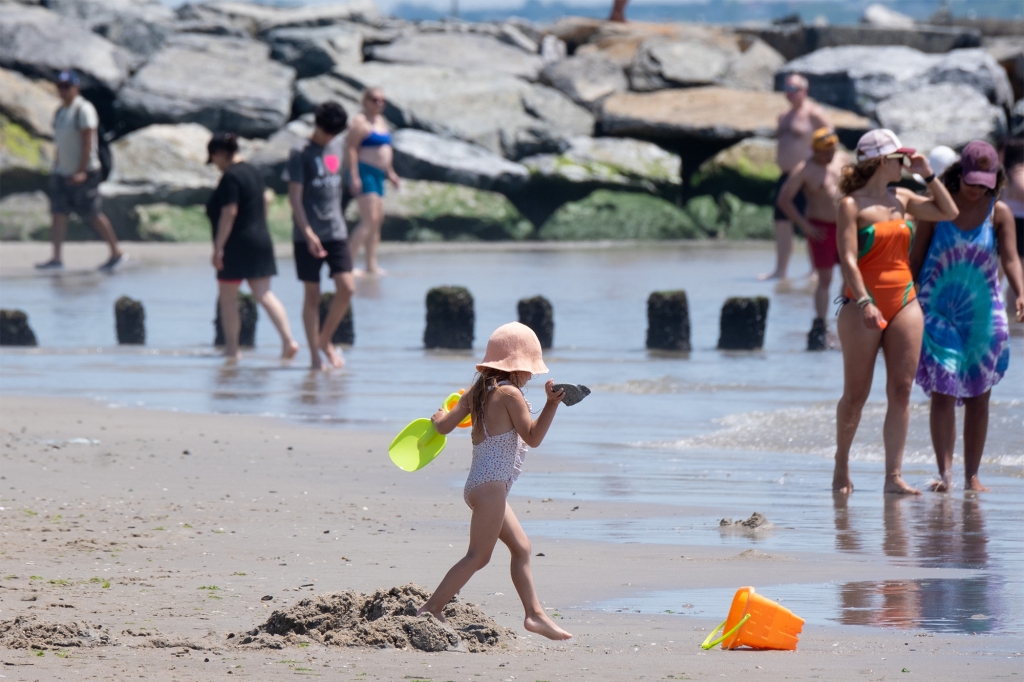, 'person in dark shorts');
287,101,354,371
37,70,124,272
207,132,299,362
